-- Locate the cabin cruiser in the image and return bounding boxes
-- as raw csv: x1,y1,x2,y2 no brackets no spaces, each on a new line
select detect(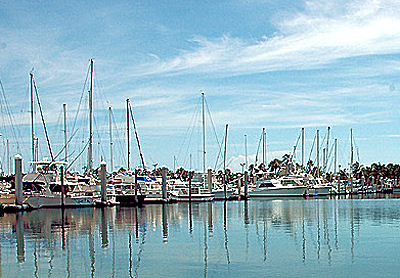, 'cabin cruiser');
24,159,94,209
248,178,307,197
